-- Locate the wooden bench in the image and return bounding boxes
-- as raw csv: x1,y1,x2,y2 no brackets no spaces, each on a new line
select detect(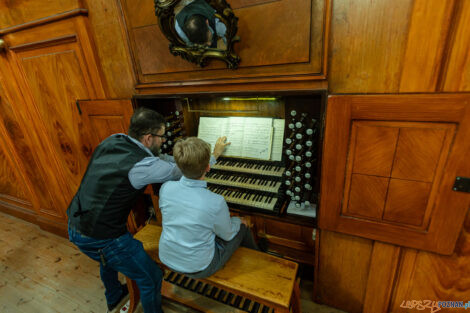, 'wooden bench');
126,223,302,313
